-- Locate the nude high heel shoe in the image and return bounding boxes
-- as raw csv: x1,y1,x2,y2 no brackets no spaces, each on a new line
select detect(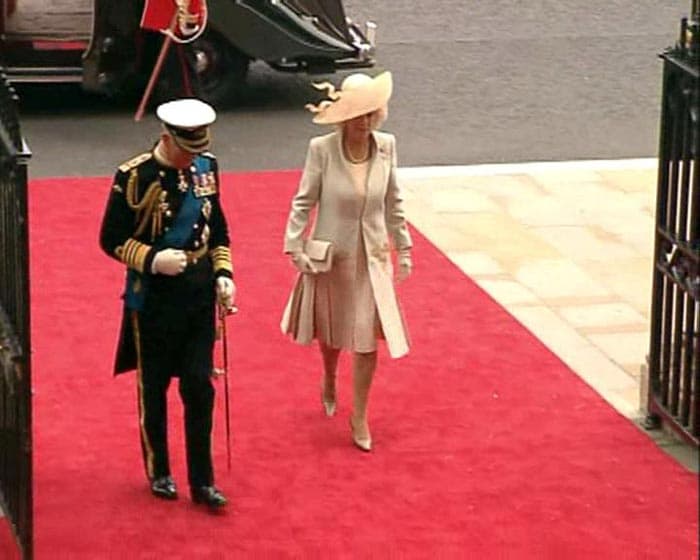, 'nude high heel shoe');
321,393,337,417
349,416,372,452
320,378,336,417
